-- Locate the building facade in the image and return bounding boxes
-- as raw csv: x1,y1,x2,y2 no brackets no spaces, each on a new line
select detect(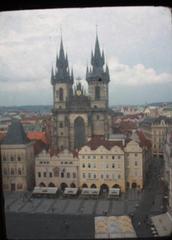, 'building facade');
152,117,172,157
140,116,172,157
35,149,79,190
1,120,35,192
51,35,112,151
163,130,172,210
79,140,126,192
35,135,148,192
